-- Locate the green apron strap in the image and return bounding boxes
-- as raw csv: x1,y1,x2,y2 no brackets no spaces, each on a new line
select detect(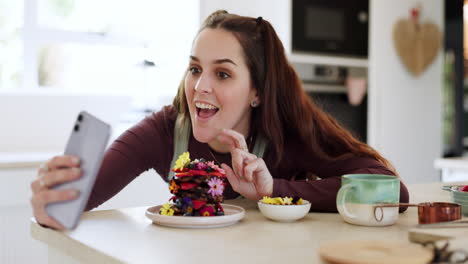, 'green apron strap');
168,114,191,182
252,134,267,159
